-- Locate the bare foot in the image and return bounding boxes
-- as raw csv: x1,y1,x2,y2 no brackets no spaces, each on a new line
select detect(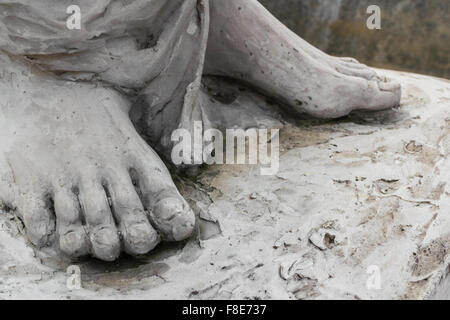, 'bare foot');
0,56,195,261
205,0,401,119
271,23,378,81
